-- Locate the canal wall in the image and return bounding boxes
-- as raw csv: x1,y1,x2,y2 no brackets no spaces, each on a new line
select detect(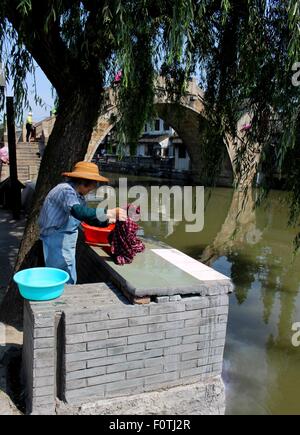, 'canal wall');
22,239,233,415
